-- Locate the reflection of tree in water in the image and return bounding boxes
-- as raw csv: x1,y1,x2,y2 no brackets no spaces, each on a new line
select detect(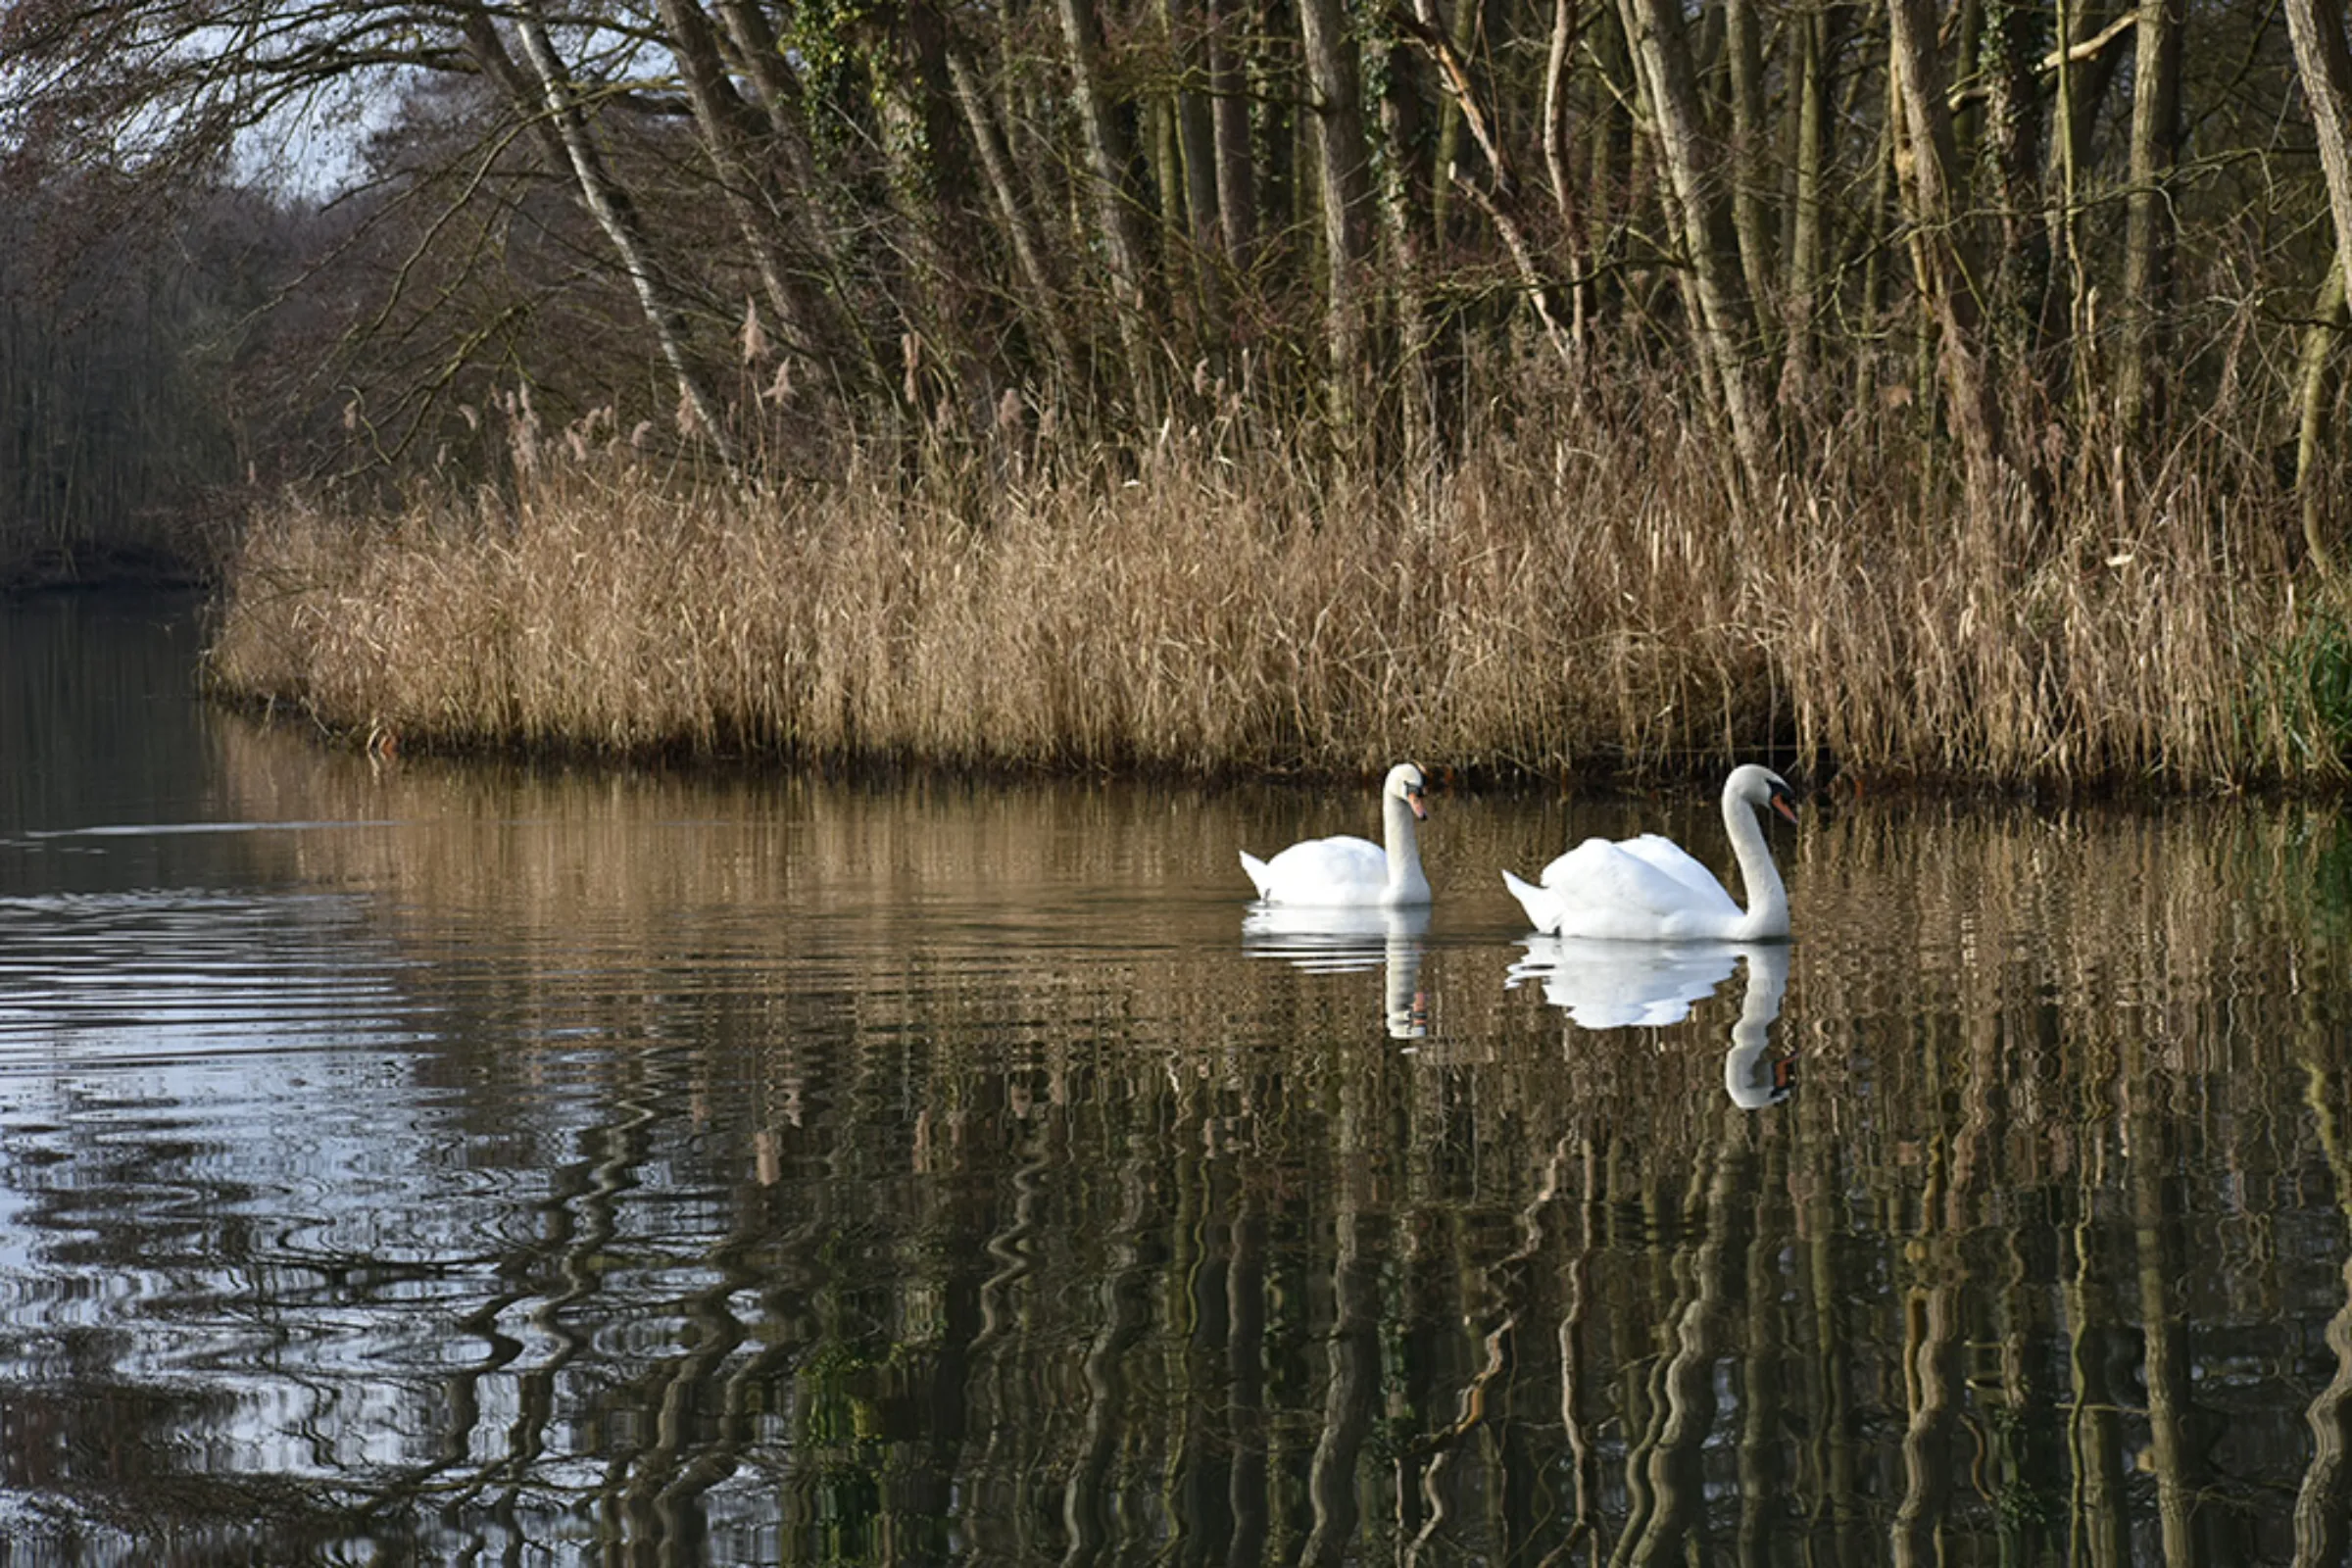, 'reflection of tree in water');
2295,1054,2352,1568
30,748,2326,1561
2303,813,2352,926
